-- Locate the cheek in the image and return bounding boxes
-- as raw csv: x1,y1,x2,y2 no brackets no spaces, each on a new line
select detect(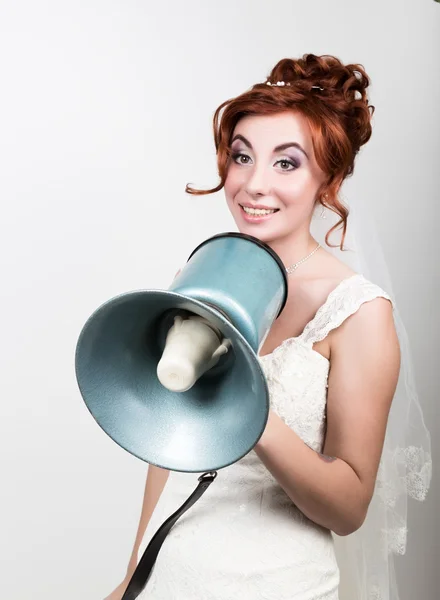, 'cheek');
224,171,239,202
276,173,315,206
274,185,298,207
